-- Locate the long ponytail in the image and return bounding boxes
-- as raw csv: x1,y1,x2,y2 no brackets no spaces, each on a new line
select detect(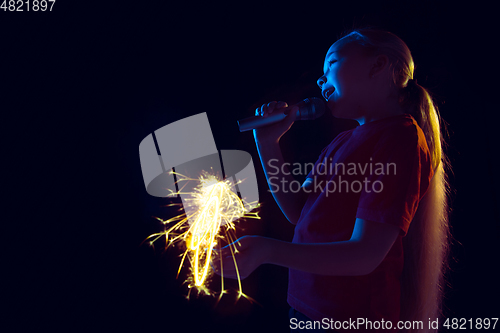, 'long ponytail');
341,28,452,332
399,81,451,333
